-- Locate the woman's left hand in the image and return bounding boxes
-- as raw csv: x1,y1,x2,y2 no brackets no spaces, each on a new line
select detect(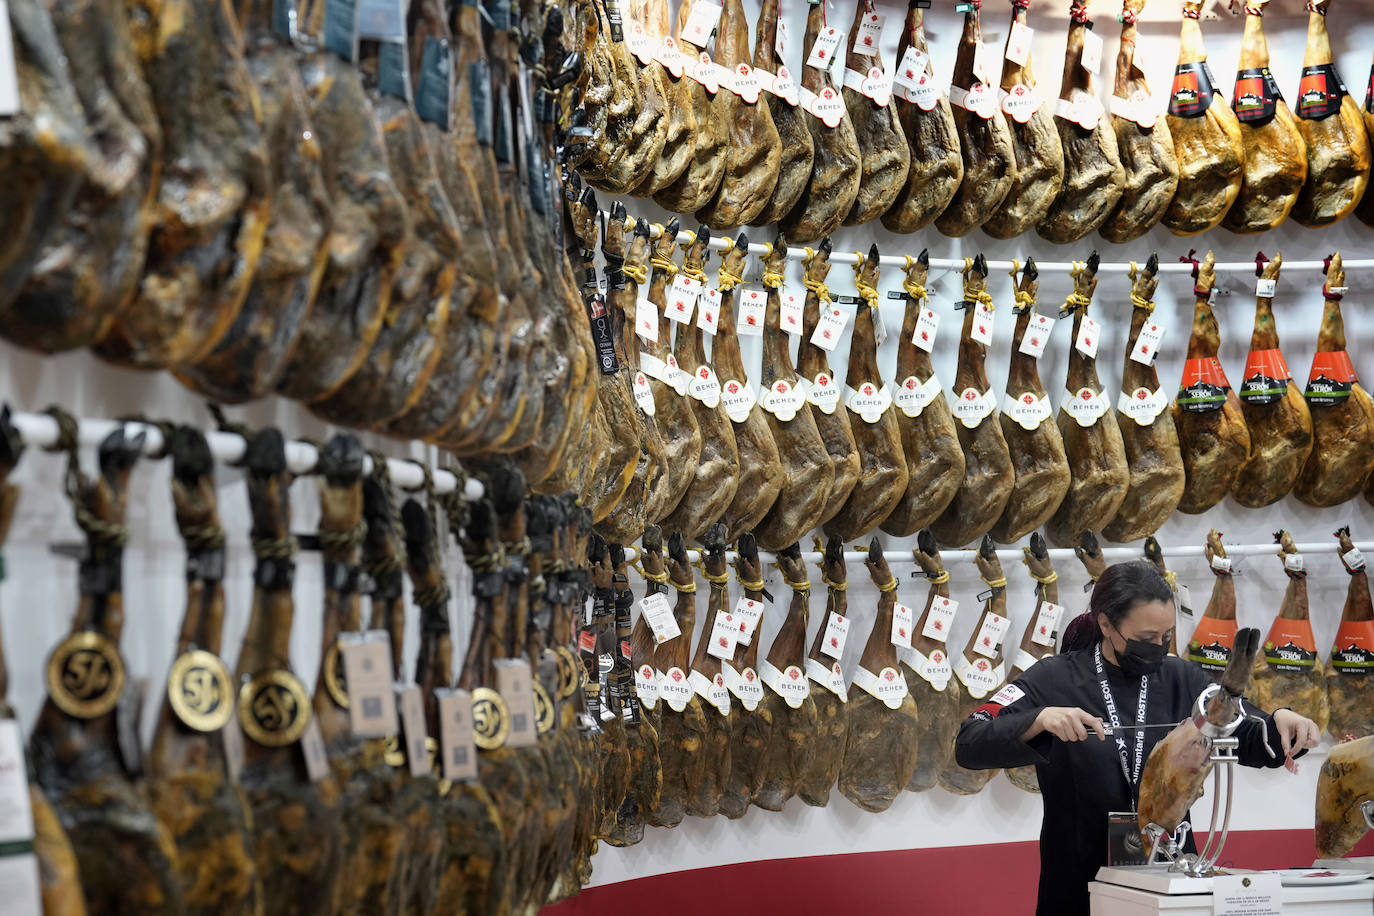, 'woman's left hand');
1272,708,1322,763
